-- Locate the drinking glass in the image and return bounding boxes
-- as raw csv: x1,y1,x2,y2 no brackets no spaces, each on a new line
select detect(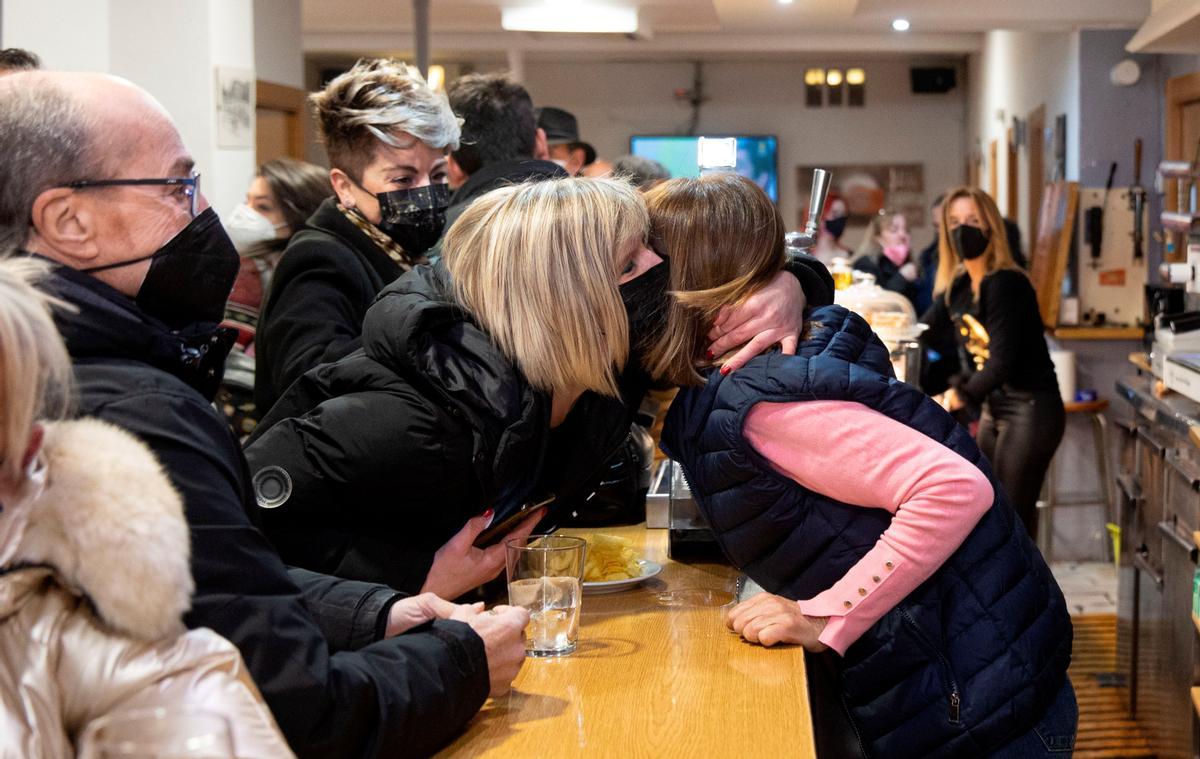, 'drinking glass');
506,534,586,656
79,708,234,758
